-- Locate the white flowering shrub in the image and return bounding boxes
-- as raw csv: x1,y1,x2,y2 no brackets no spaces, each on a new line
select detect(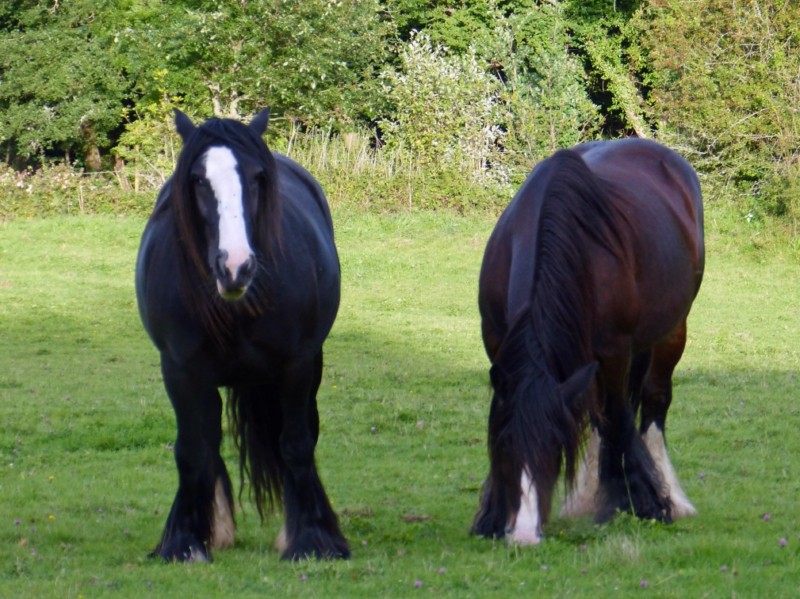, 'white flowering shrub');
381,33,507,184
